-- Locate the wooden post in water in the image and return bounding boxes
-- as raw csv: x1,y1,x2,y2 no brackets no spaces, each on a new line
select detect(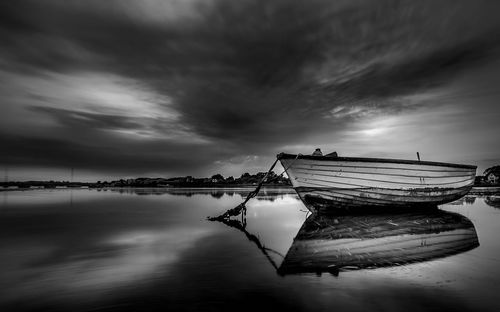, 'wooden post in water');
417,152,421,161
